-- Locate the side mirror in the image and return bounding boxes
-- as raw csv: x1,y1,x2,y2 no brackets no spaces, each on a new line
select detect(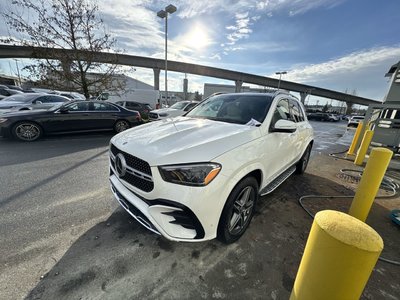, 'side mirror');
59,107,69,113
34,100,43,104
100,93,109,100
273,119,297,133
